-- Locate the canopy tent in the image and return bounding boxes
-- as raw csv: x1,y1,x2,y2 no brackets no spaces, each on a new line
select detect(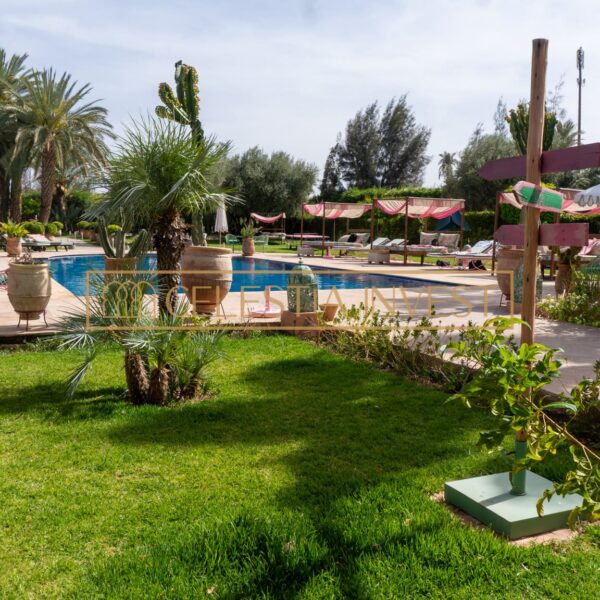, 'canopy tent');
250,212,286,233
371,197,466,263
436,212,471,232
